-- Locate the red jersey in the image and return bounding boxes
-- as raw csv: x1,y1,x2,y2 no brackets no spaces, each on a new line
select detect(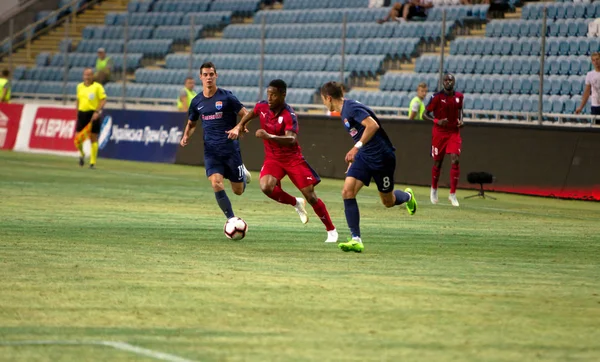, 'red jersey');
426,91,464,133
254,101,302,160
